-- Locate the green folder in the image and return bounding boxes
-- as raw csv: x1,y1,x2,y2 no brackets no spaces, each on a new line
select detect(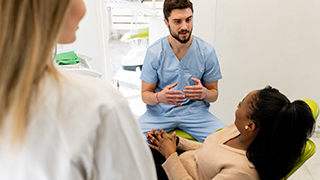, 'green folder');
56,51,81,65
